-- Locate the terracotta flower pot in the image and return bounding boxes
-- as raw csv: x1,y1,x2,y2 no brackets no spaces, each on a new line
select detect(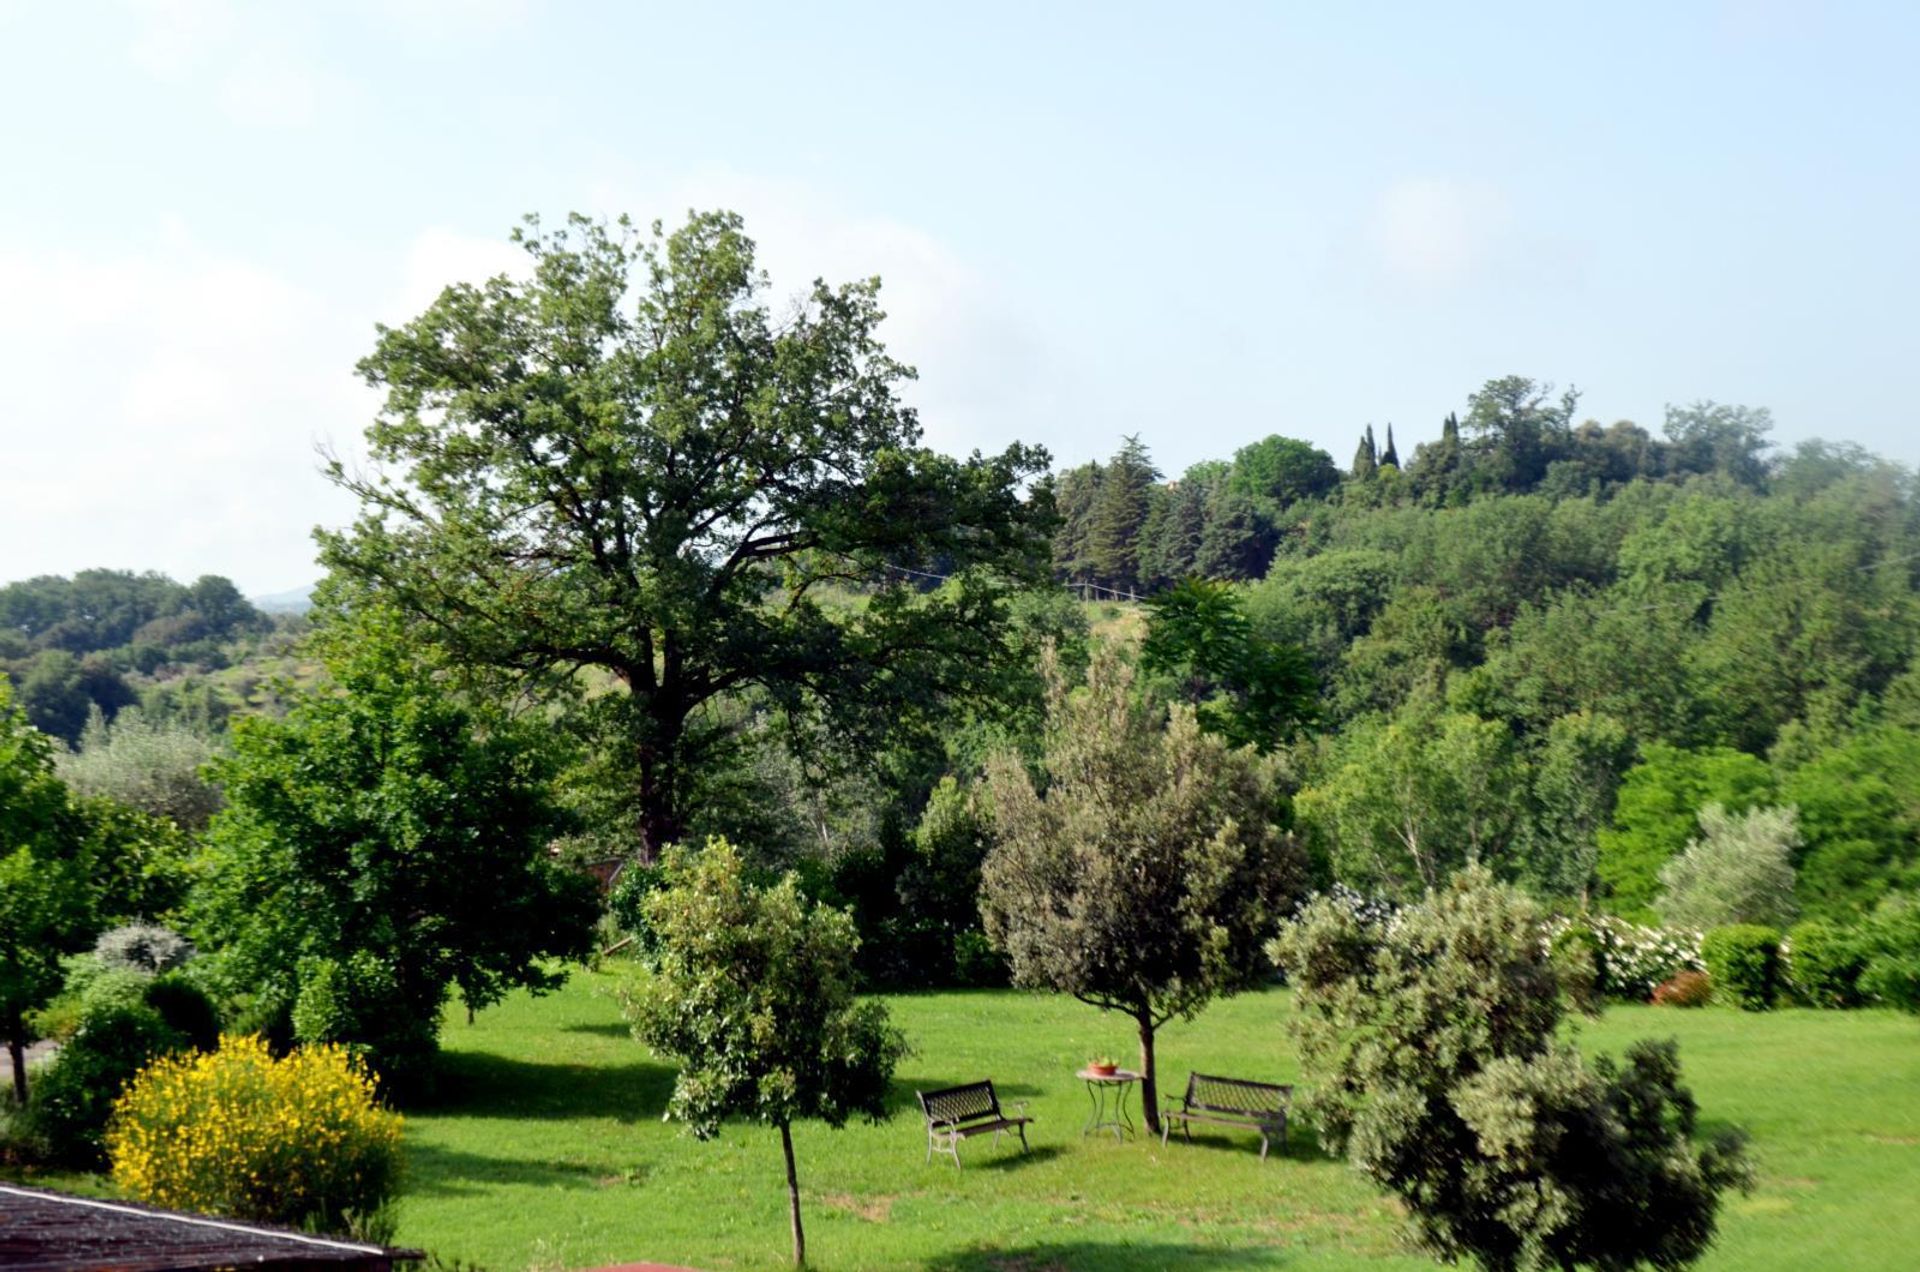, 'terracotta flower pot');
1090,1063,1118,1076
